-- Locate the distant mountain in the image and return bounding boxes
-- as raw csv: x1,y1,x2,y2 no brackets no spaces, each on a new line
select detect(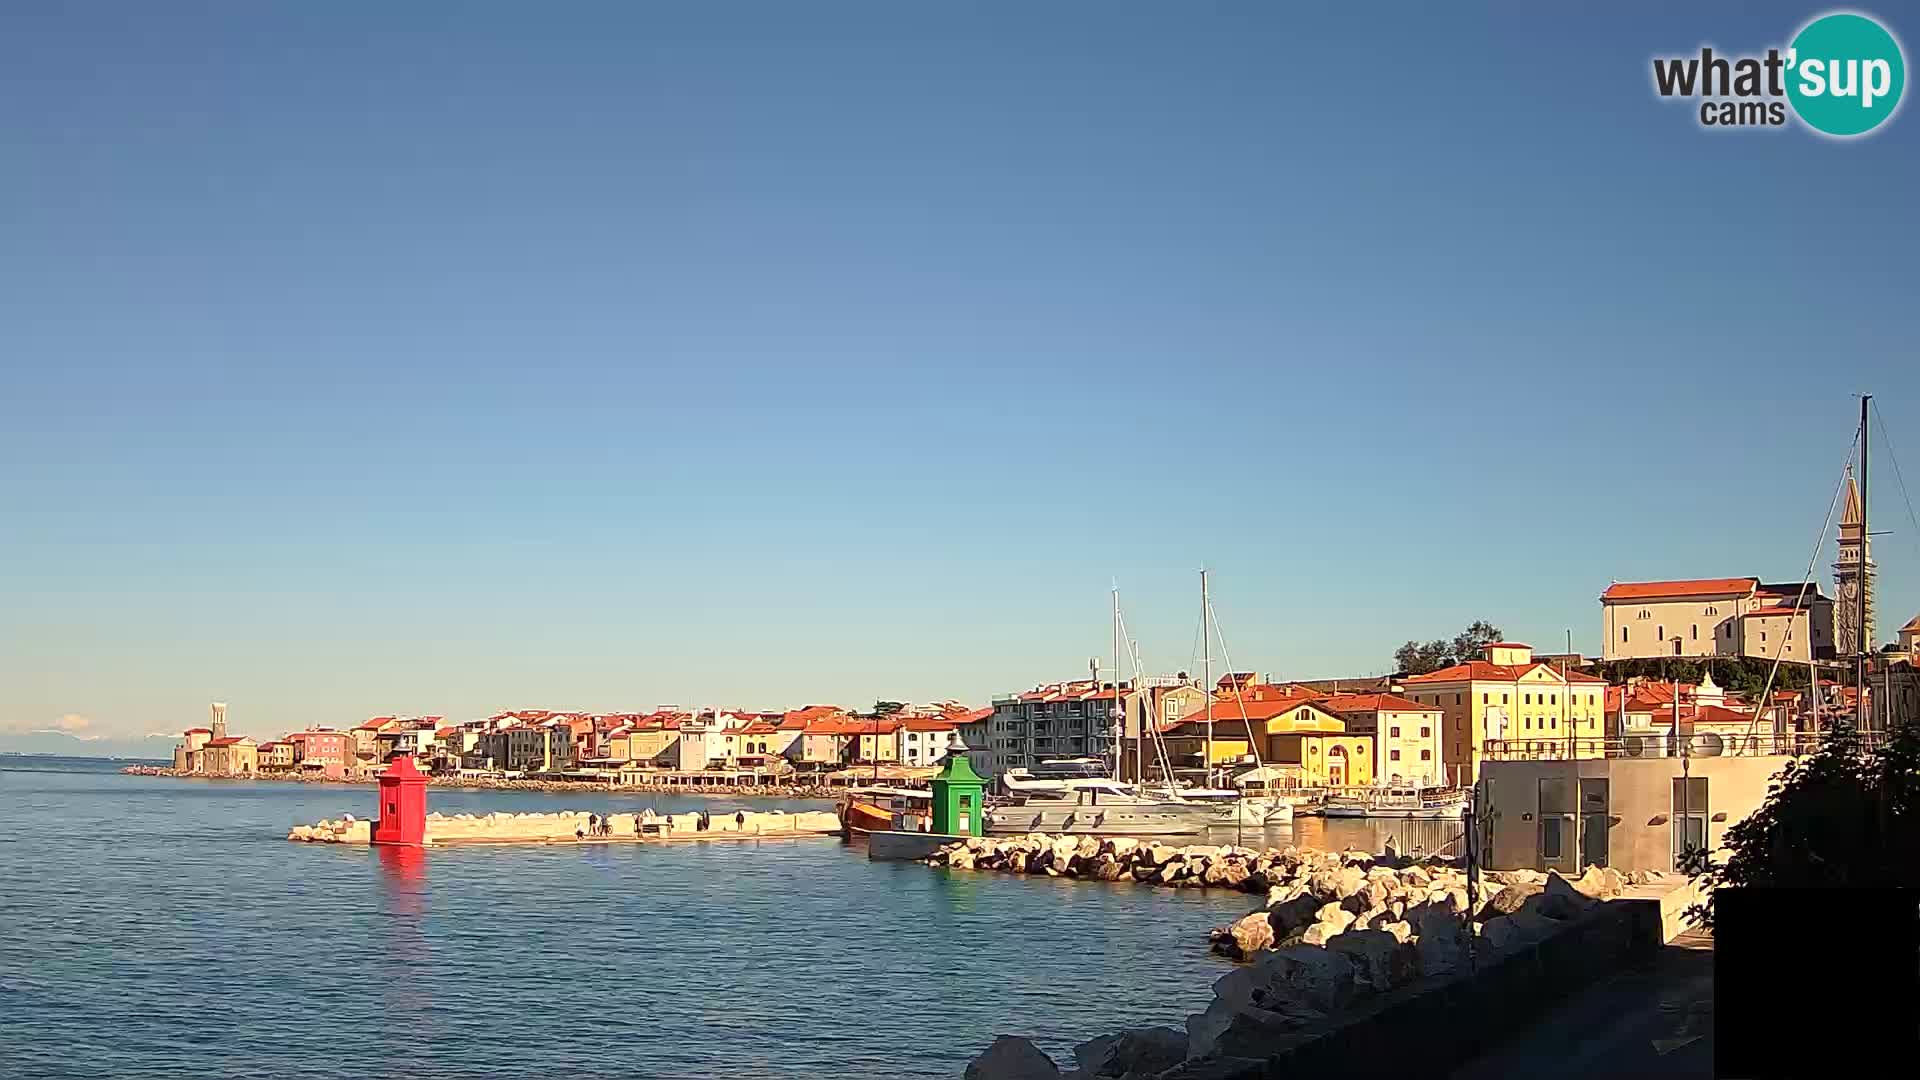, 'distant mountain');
0,730,179,760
